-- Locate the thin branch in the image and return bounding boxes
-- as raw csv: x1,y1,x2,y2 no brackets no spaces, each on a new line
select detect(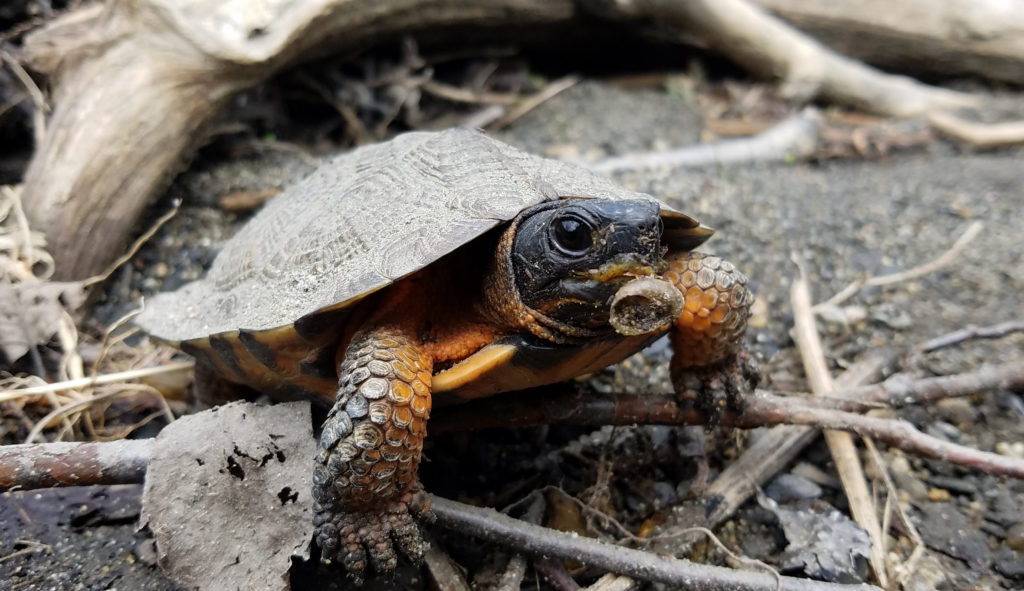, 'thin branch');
488,74,581,131
747,396,1024,478
420,80,520,105
862,438,926,586
913,320,1024,356
0,437,883,589
790,269,886,585
929,111,1024,149
819,221,983,309
696,353,891,534
431,362,1024,432
82,199,181,288
429,496,880,591
0,439,150,491
589,108,821,173
847,363,1024,408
